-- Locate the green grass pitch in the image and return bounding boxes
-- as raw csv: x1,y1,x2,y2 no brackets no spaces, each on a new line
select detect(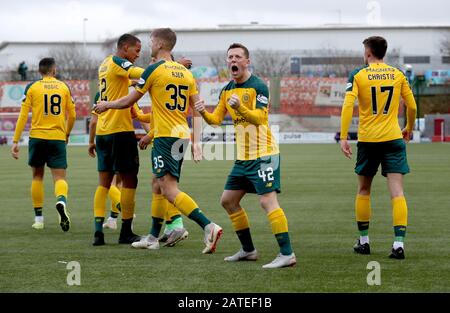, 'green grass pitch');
0,143,449,292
